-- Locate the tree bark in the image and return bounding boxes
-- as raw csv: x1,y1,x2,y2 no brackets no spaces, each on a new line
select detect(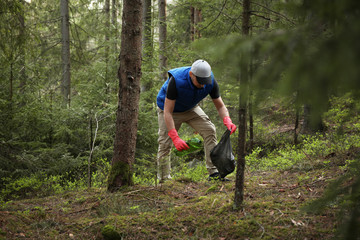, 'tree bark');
108,0,143,192
60,0,71,107
158,0,167,81
294,106,300,145
301,104,325,134
19,0,26,93
194,8,202,39
104,0,110,97
248,93,254,151
142,0,153,61
234,0,250,209
112,0,118,53
190,6,202,41
190,6,194,41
